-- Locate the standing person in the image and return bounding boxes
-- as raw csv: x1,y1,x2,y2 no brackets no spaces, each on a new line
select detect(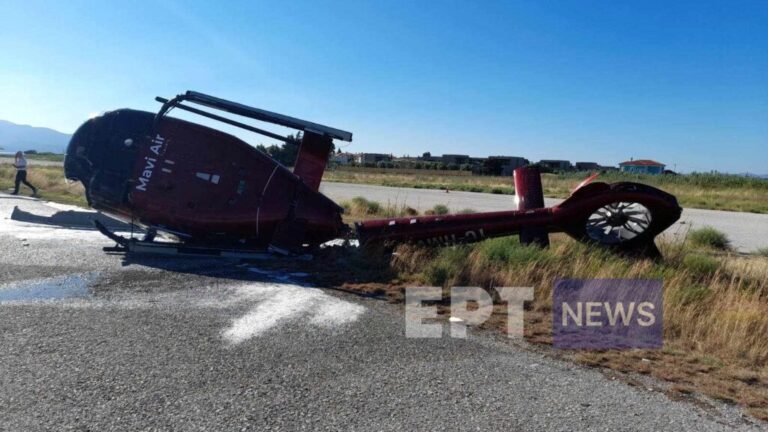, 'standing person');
12,151,38,196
